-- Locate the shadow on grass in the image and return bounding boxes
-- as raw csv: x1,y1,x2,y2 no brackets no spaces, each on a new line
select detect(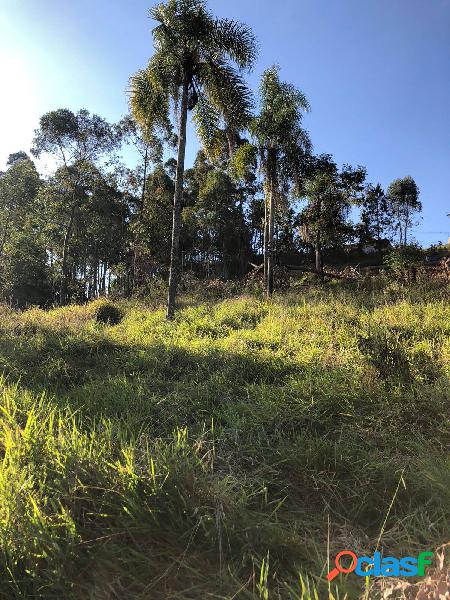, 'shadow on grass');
0,316,449,600
0,318,448,444
0,320,294,389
